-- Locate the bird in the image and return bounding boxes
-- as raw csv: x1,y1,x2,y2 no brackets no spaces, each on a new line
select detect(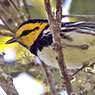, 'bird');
5,19,95,69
